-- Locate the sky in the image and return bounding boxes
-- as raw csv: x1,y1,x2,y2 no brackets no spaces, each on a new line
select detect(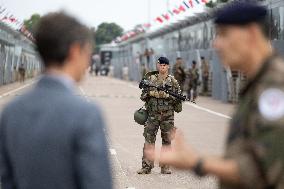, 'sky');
1,0,206,31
